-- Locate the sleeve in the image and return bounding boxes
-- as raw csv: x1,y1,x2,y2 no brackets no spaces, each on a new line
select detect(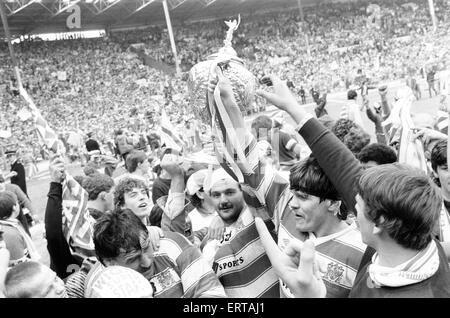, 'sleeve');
298,118,363,212
171,233,227,298
160,191,188,236
45,182,80,279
